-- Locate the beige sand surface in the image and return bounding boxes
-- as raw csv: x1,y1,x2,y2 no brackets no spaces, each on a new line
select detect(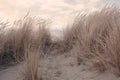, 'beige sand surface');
0,53,120,80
